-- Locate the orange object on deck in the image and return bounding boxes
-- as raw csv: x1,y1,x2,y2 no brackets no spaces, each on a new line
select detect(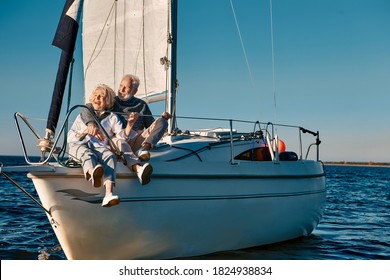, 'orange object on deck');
278,139,286,153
